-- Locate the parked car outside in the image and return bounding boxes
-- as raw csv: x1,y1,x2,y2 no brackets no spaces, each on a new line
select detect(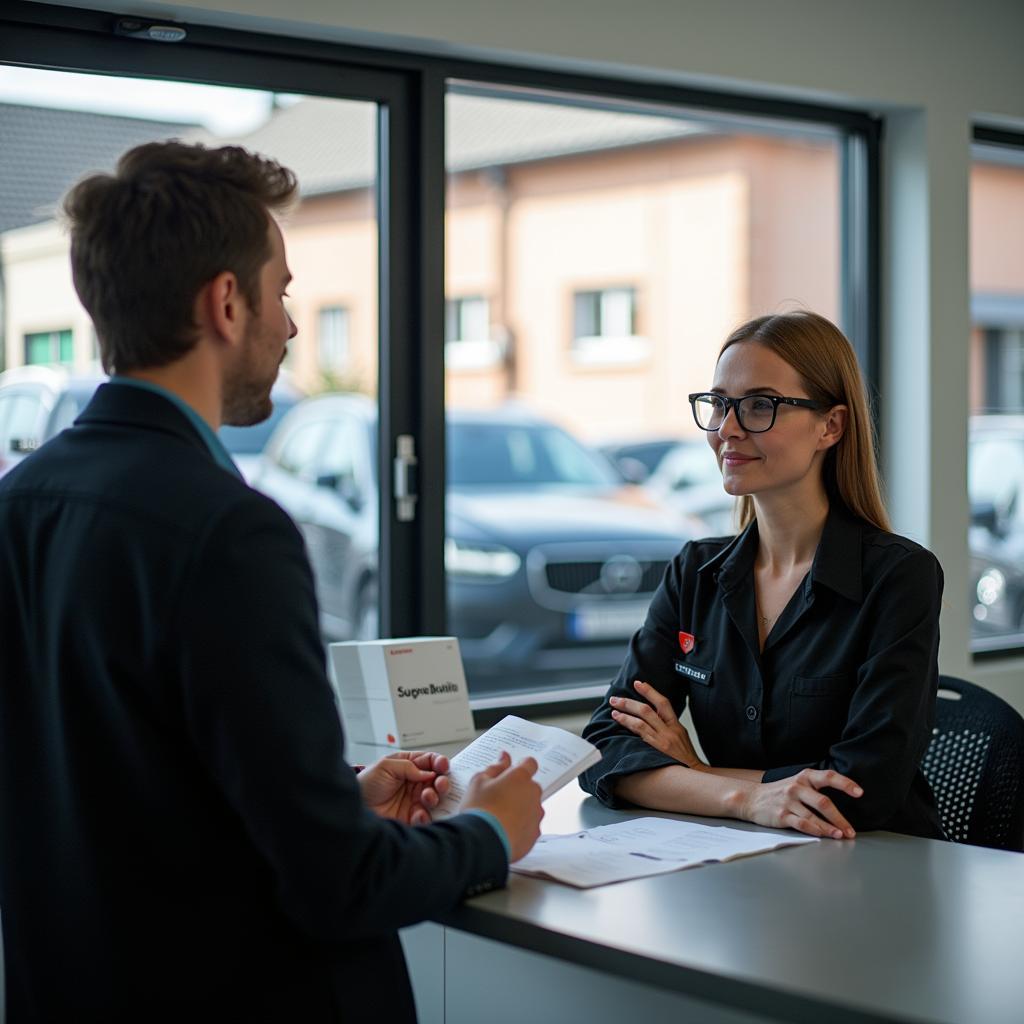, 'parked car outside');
252,394,692,696
0,364,301,483
644,437,737,537
968,415,1024,647
214,378,304,480
598,437,680,483
0,365,105,481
